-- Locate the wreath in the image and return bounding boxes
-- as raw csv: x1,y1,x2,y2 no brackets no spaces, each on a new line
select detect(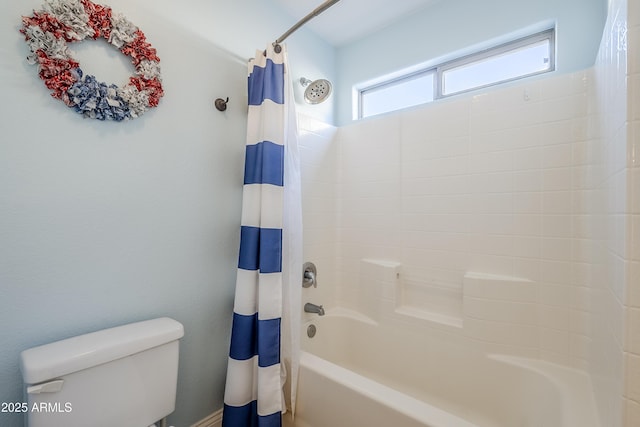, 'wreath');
20,0,163,121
